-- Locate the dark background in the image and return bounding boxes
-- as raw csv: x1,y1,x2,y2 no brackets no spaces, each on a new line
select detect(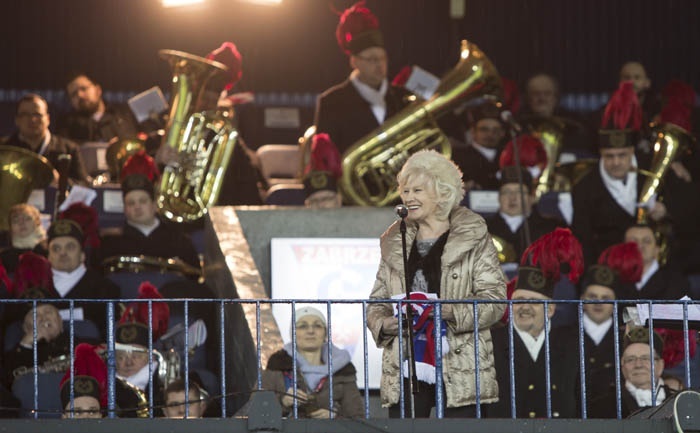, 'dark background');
1,0,698,140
